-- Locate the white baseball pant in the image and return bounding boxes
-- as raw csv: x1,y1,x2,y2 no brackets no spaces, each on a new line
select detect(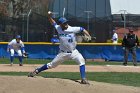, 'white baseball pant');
47,49,85,69
10,49,23,56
